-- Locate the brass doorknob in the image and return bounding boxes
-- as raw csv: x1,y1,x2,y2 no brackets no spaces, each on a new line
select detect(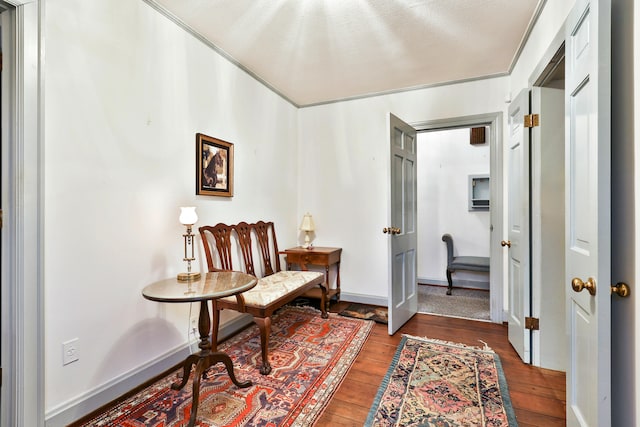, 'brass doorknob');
501,240,511,248
572,277,596,296
383,227,401,235
611,282,630,298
